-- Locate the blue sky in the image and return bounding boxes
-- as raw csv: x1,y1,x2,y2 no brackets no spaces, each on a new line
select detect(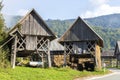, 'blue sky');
2,0,120,20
